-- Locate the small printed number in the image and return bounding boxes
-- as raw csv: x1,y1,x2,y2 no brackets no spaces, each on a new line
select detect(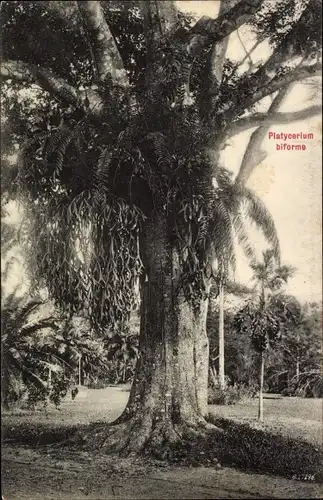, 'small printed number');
292,474,315,481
